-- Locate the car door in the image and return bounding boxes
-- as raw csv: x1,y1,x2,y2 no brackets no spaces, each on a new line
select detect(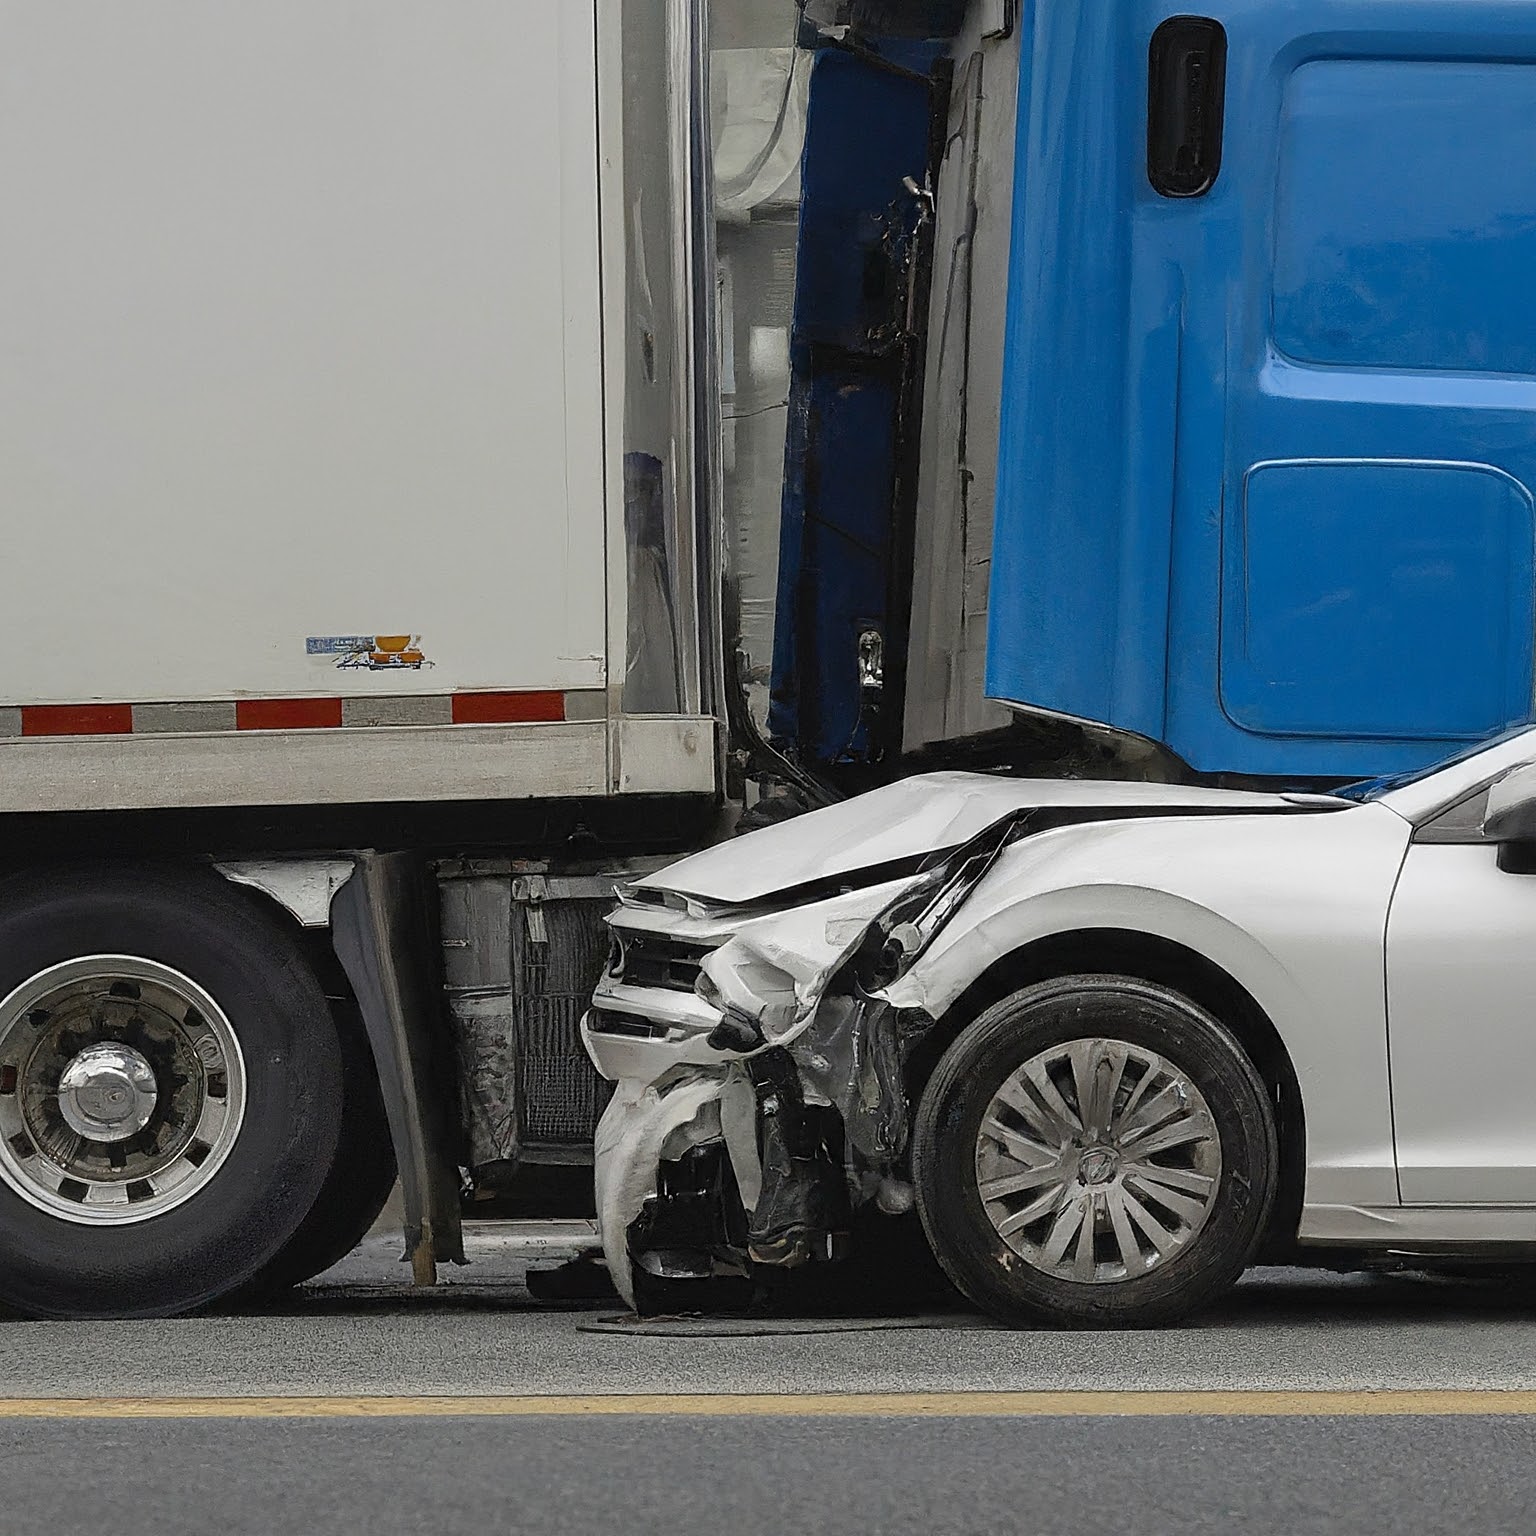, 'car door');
1387,774,1536,1203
